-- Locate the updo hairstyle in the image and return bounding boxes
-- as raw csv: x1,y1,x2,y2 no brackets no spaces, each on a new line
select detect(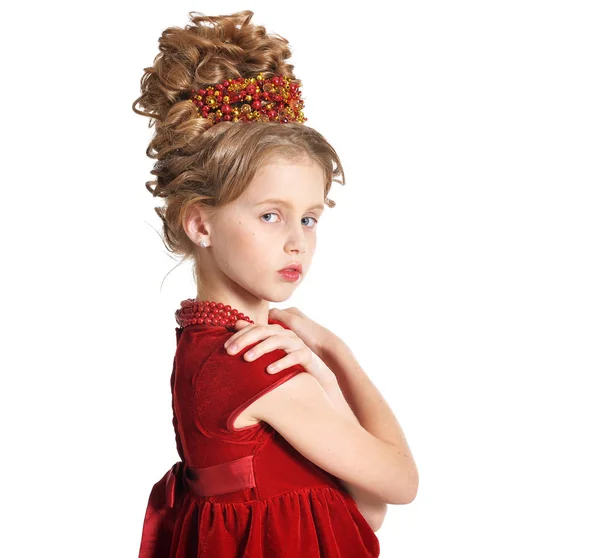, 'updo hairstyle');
131,10,345,273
